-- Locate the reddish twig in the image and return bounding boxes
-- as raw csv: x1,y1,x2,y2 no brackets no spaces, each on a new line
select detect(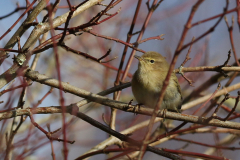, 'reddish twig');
180,0,229,54
47,124,56,160
77,148,136,160
84,29,145,53
178,37,195,86
224,91,240,121
225,15,240,66
192,6,240,27
58,1,77,44
66,0,72,10
180,73,194,86
71,109,181,160
97,49,117,63
236,0,240,31
194,83,222,114
0,7,29,20
141,1,205,159
156,83,221,142
17,37,21,51
114,0,142,103
156,125,204,142
211,93,230,119
152,0,164,11
173,137,240,150
221,104,240,116
216,49,232,77
162,148,229,160
42,0,60,23
46,4,68,158
33,88,53,109
0,0,37,41
97,7,121,24
98,48,111,62
132,34,165,46
28,111,74,144
109,0,143,133
137,0,170,158
0,82,31,97
38,42,127,76
180,37,195,67
33,31,74,52
94,0,115,22
60,43,115,63
59,1,119,32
